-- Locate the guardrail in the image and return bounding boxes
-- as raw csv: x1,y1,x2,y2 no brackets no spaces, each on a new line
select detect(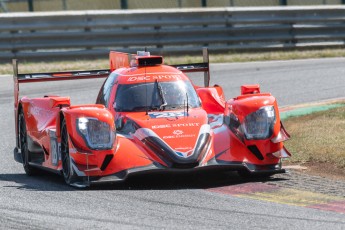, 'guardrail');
1,6,345,62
